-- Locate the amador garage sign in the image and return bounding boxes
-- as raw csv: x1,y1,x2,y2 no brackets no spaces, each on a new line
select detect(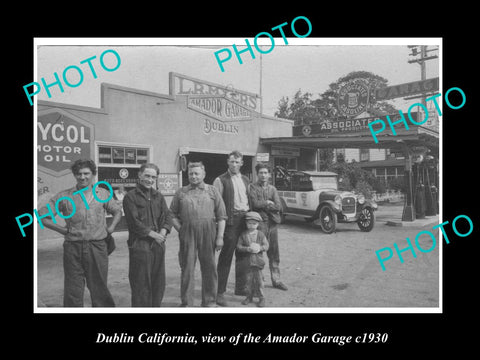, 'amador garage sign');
188,96,252,122
37,109,94,176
